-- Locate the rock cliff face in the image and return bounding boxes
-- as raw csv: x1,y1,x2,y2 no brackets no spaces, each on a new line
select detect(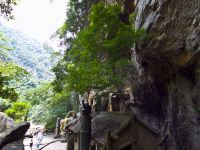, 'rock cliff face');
107,0,200,149
132,0,200,149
